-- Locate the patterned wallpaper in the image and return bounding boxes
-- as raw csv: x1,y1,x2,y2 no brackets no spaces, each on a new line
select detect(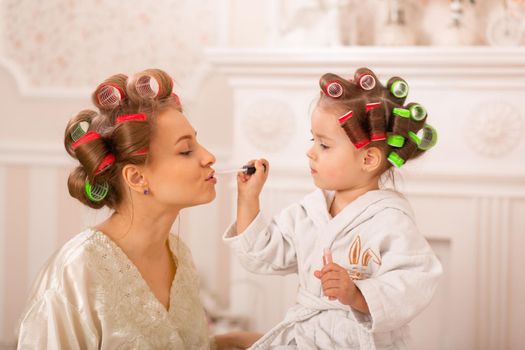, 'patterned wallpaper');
1,0,218,89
